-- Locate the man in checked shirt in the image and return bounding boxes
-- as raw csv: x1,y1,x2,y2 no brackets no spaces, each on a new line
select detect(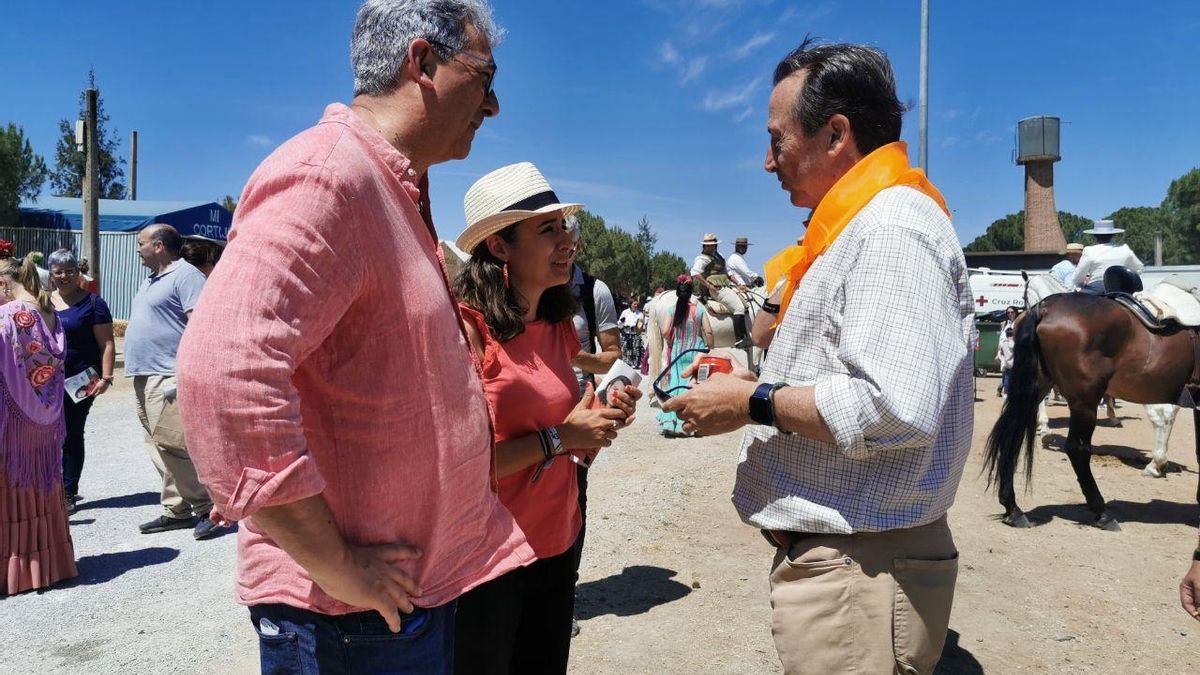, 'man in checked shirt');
664,38,974,675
